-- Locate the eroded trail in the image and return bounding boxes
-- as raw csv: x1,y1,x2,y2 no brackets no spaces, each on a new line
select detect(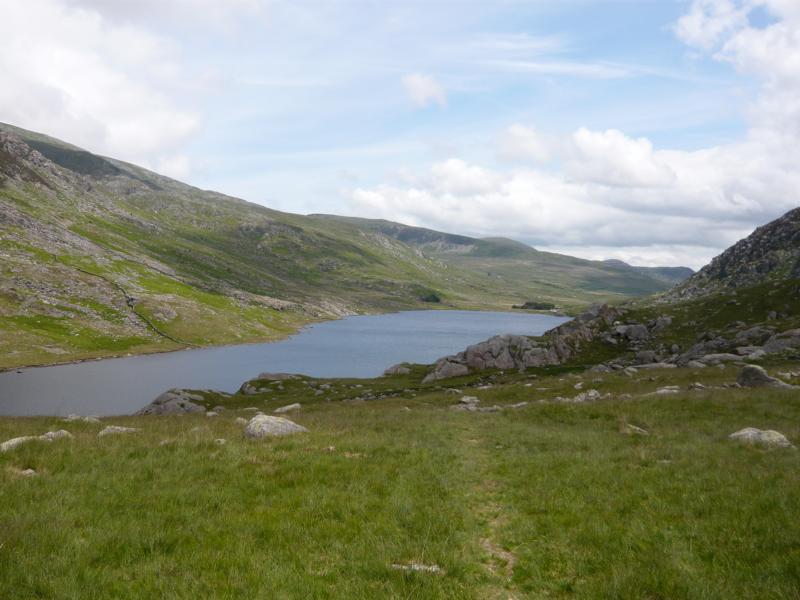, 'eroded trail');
456,419,522,599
